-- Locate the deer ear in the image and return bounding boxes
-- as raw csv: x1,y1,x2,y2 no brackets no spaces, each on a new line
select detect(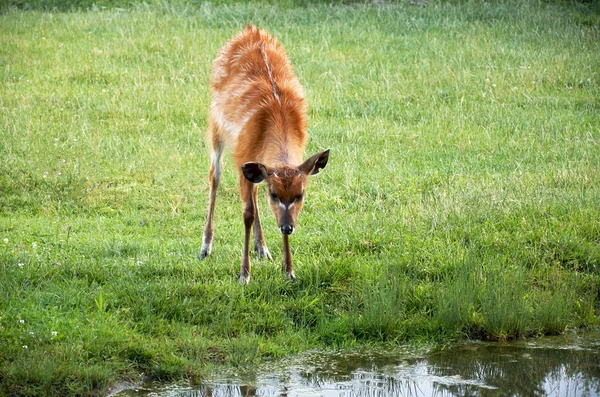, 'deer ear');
299,149,330,176
242,162,268,183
